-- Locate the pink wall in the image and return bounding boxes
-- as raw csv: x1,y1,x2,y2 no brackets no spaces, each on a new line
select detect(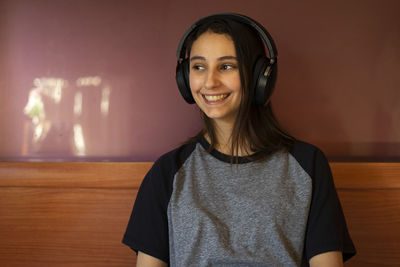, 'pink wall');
0,0,399,161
